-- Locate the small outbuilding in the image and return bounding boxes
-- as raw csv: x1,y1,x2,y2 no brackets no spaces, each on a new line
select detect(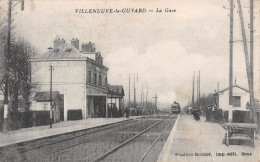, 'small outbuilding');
107,85,125,117
31,91,62,123
214,84,251,122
